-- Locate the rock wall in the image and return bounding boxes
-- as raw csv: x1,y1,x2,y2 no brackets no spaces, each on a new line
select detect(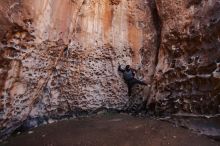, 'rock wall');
0,0,159,137
150,0,220,115
0,0,220,138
